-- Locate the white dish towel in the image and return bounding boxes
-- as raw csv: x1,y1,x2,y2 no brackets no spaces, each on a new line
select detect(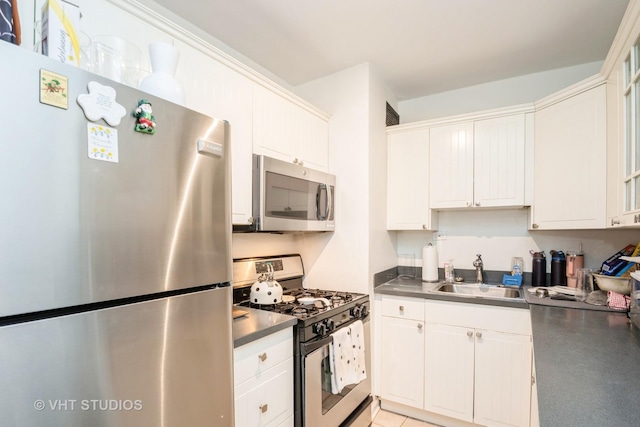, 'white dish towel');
329,320,367,394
